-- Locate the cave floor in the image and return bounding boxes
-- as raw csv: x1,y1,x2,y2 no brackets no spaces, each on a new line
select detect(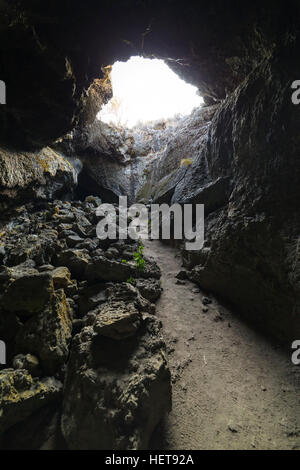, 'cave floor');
144,240,300,450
